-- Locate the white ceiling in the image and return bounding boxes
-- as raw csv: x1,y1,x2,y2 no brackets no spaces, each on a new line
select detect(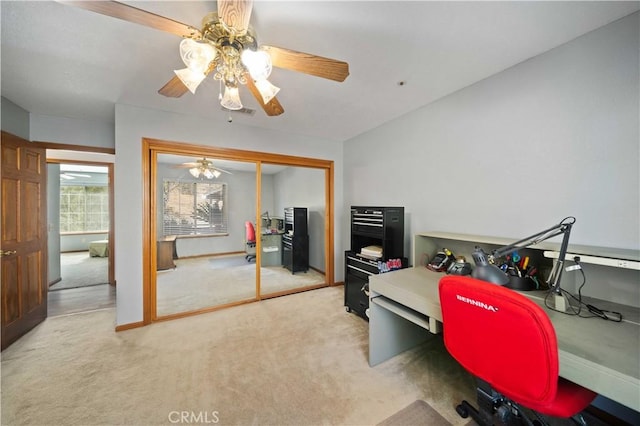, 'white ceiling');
2,1,638,142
